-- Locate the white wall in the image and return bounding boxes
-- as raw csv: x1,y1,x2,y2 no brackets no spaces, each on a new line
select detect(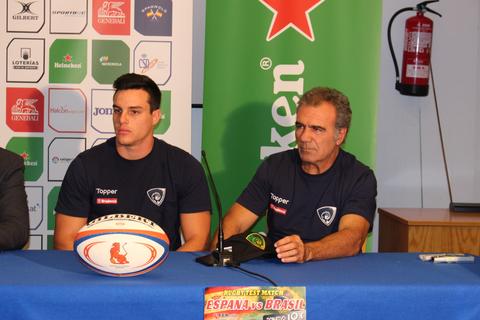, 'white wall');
191,1,480,250
191,0,206,160
377,0,480,208
374,0,480,249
